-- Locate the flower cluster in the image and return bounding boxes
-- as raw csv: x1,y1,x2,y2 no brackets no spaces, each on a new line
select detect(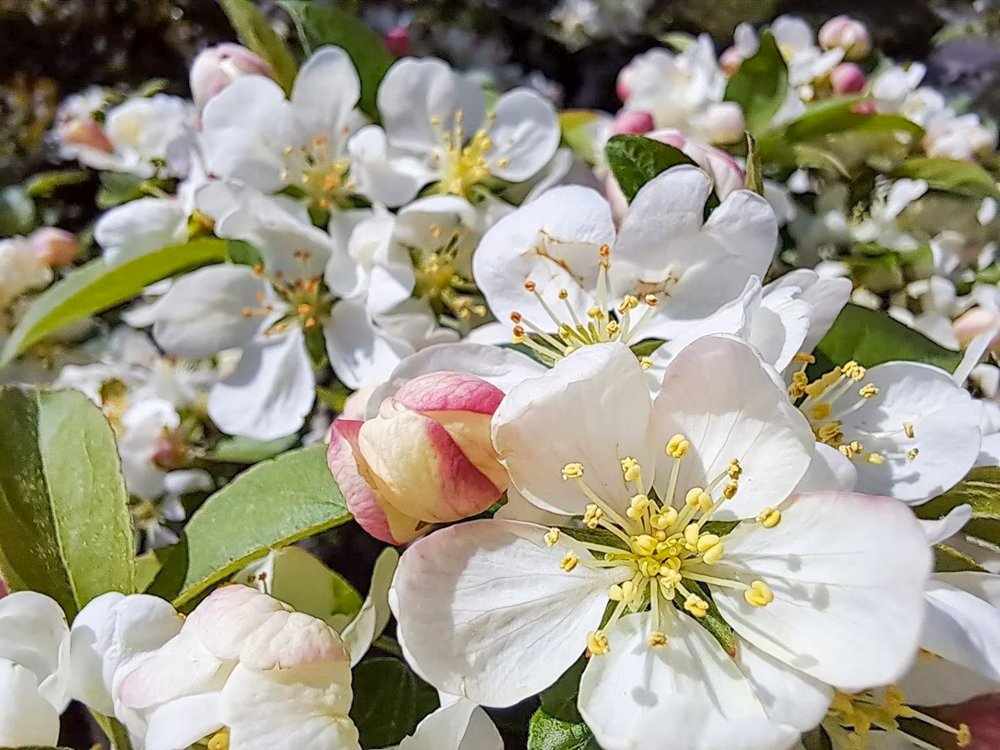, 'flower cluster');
0,4,999,750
